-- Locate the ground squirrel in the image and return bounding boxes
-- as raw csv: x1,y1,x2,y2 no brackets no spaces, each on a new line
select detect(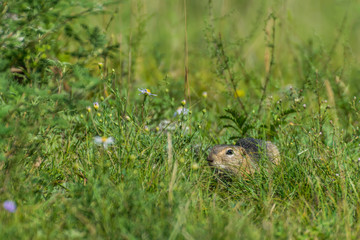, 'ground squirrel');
207,138,280,176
